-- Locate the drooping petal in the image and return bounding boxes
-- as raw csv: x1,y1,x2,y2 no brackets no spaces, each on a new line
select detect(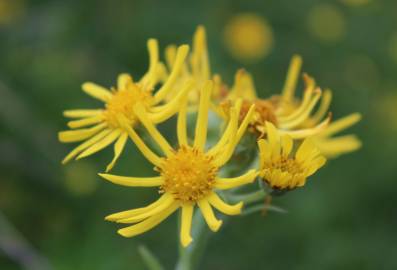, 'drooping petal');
279,114,331,139
180,204,194,247
118,194,175,223
133,103,173,156
61,129,112,164
105,194,171,221
197,199,222,232
117,202,179,238
207,192,243,215
76,129,122,159
214,169,257,190
106,132,128,172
